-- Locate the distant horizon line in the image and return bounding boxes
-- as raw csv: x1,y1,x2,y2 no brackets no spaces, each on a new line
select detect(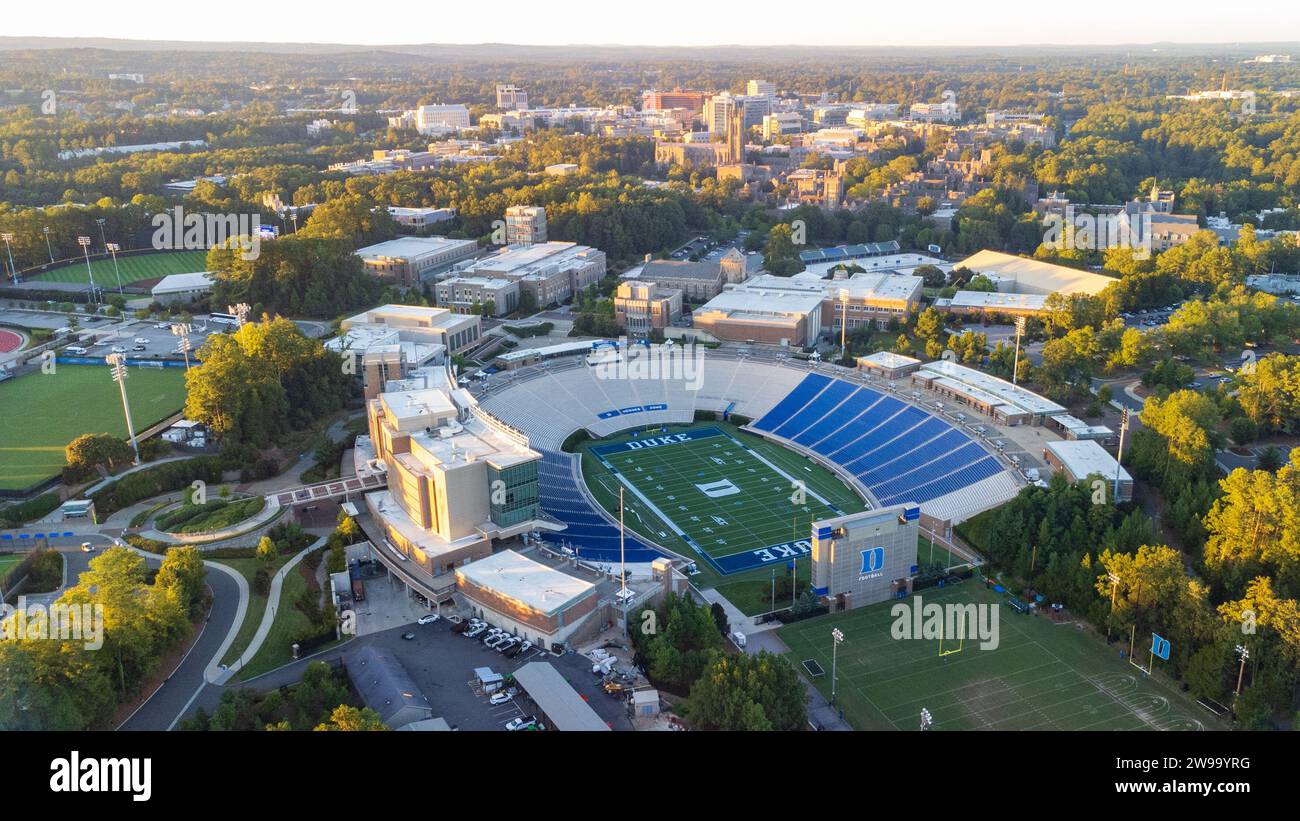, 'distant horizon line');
1,34,1299,51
